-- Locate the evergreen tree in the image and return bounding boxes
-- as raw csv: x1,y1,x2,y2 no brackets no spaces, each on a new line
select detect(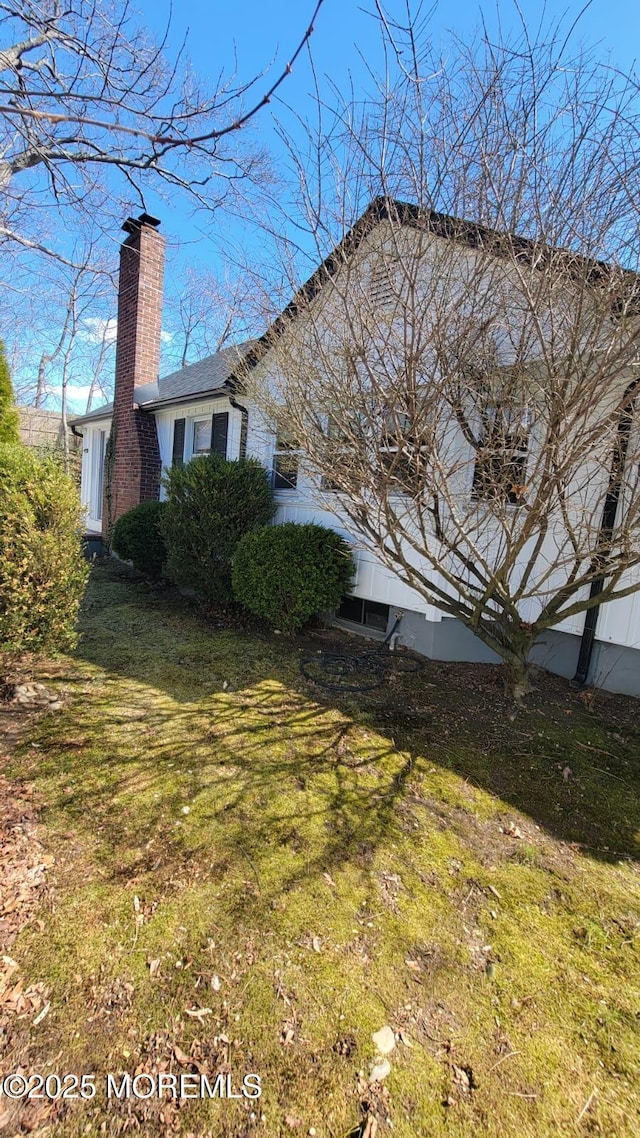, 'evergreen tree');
0,341,19,446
